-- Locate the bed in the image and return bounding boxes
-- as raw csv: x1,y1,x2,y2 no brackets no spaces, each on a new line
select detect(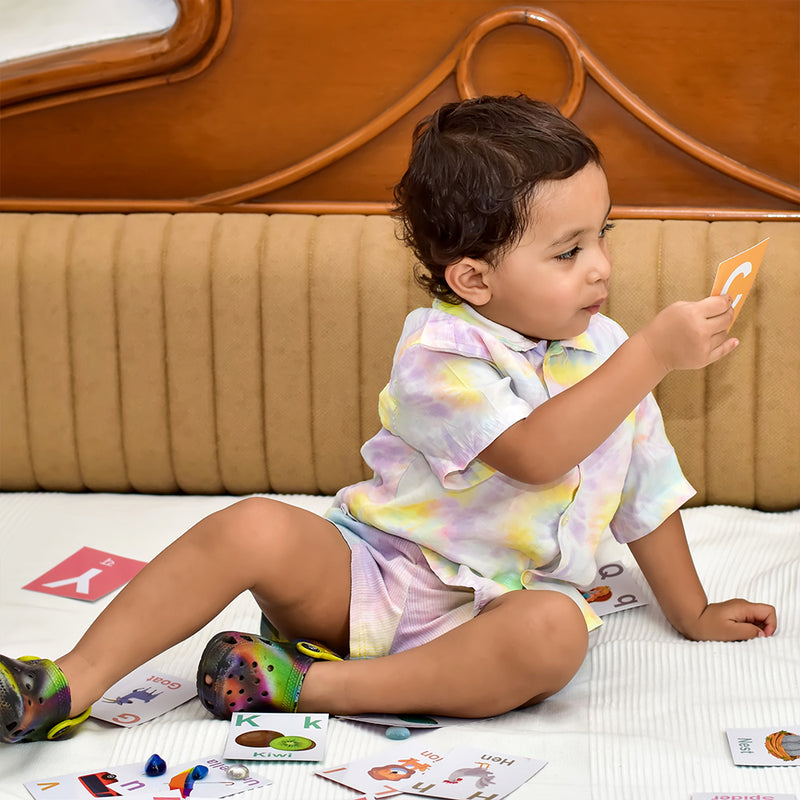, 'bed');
1,2,798,798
